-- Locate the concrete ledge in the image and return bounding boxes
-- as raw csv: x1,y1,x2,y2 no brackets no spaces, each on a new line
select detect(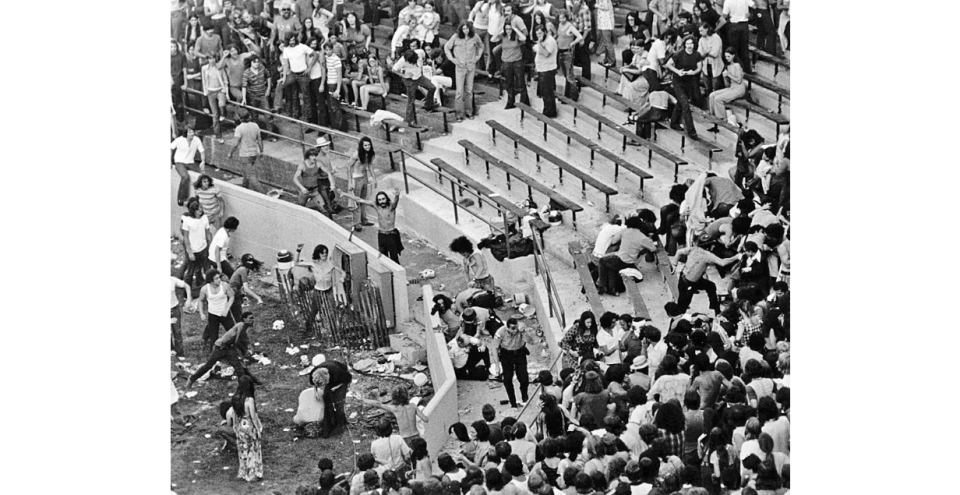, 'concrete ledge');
171,169,409,326
420,284,458,459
